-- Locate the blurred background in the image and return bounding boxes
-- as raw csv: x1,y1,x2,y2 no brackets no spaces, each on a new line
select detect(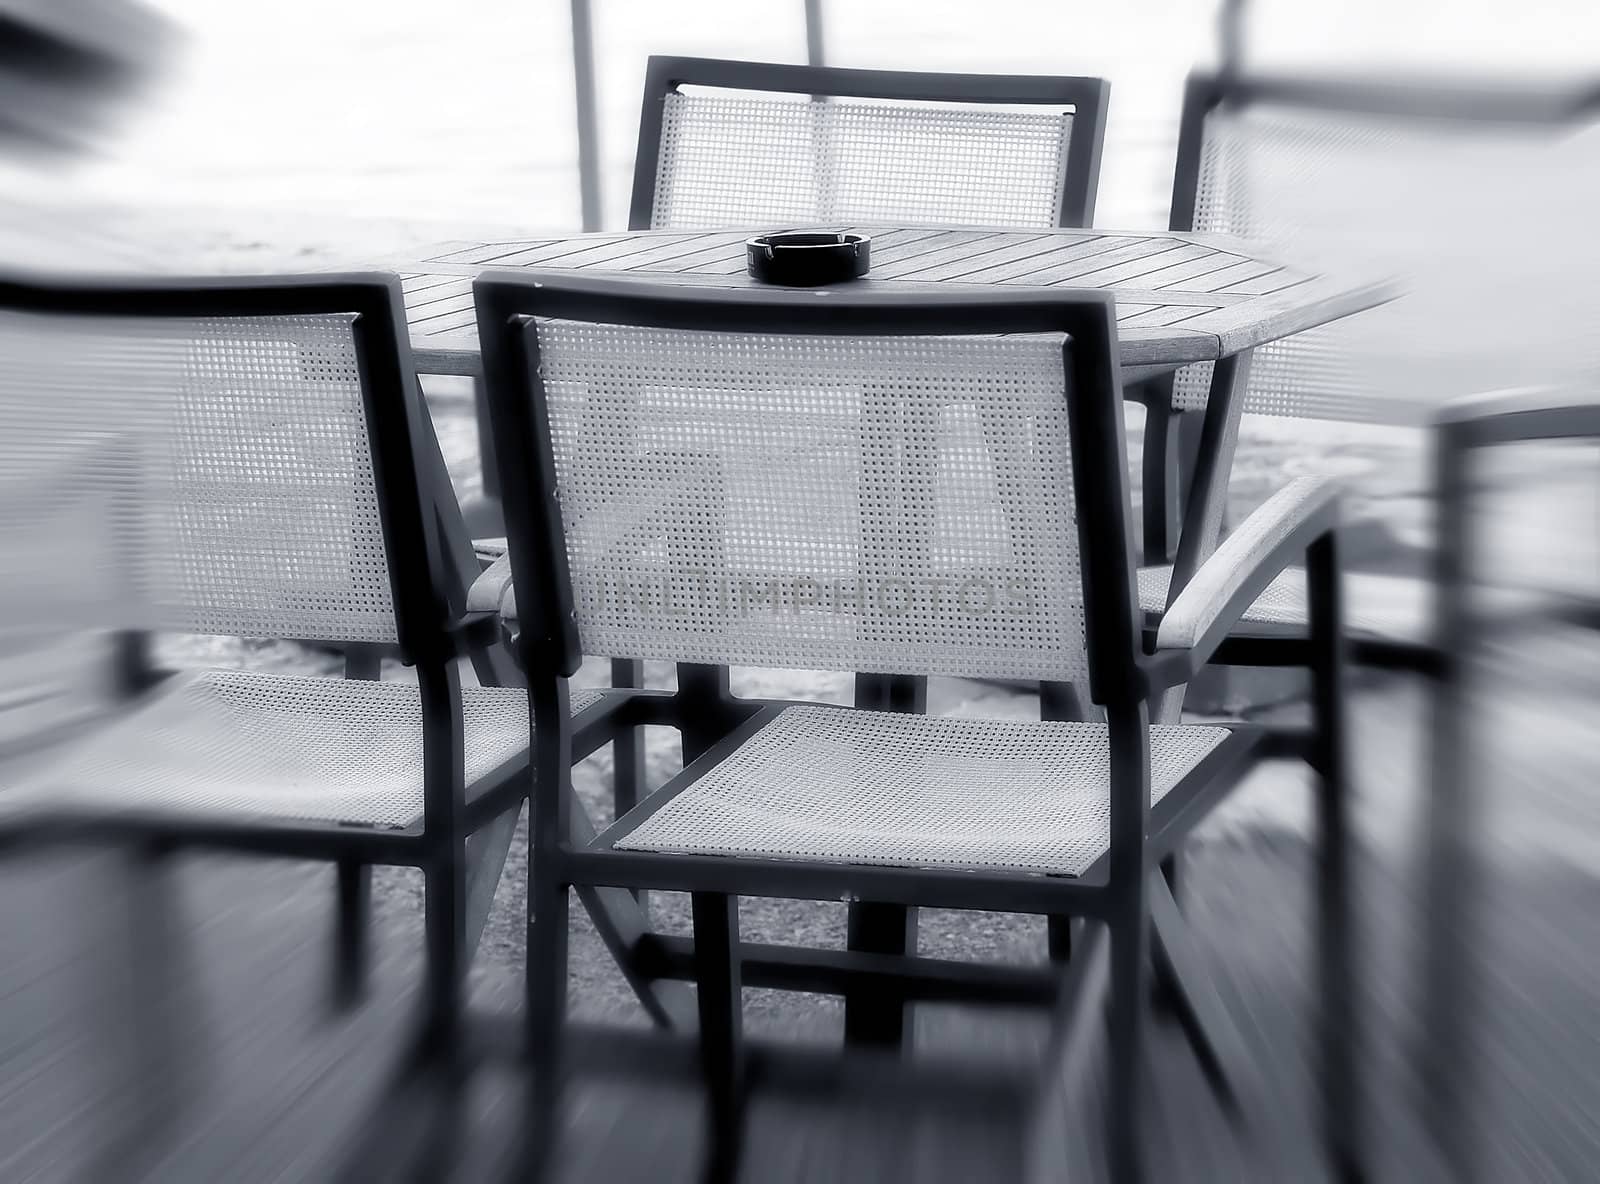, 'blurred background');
4,0,1597,262
1,2,1599,1180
